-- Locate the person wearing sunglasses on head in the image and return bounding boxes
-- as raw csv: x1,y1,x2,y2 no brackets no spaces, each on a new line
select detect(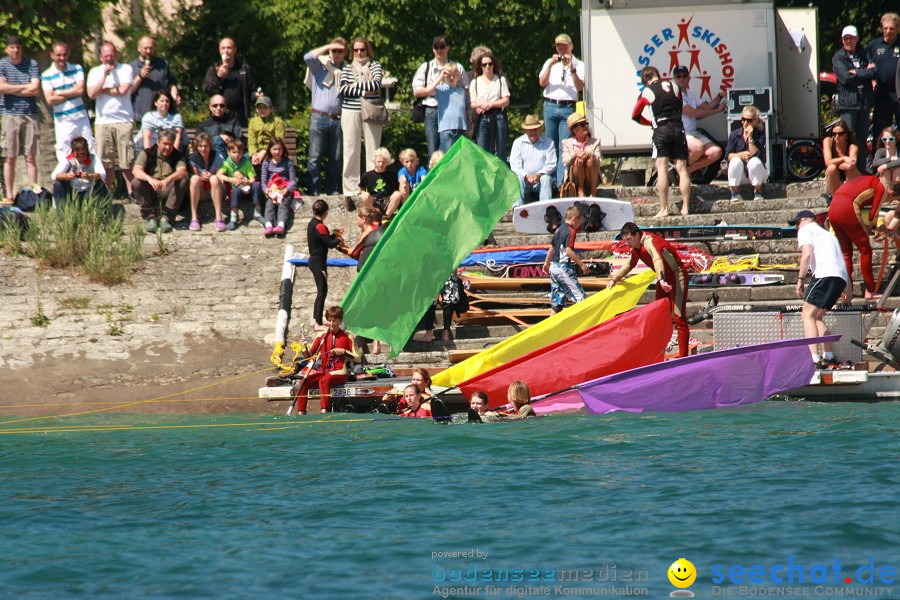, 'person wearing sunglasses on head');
412,36,468,160
822,120,861,203
872,128,900,246
725,105,768,202
832,25,875,174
